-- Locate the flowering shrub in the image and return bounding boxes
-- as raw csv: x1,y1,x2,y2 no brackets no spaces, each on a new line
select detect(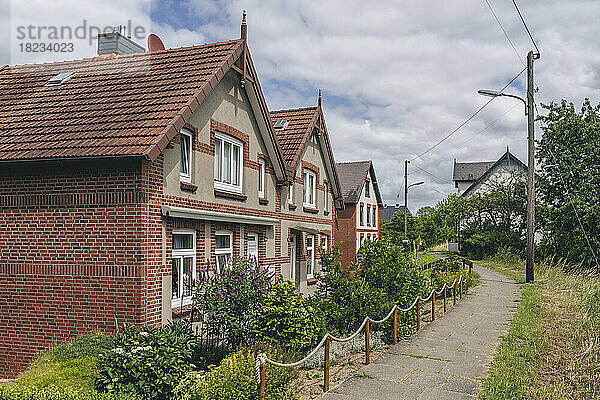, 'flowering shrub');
173,345,296,400
252,280,319,349
193,258,273,347
95,321,196,399
431,257,473,290
312,243,395,334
